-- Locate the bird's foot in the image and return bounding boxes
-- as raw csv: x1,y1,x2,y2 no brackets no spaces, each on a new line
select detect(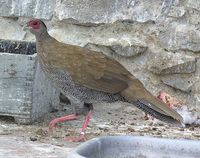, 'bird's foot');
48,114,78,133
64,133,87,142
157,91,183,108
64,110,92,142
